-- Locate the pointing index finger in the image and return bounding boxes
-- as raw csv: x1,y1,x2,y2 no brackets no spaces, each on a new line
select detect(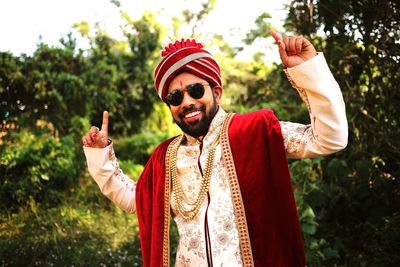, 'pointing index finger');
270,30,281,42
101,111,108,133
270,30,285,50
